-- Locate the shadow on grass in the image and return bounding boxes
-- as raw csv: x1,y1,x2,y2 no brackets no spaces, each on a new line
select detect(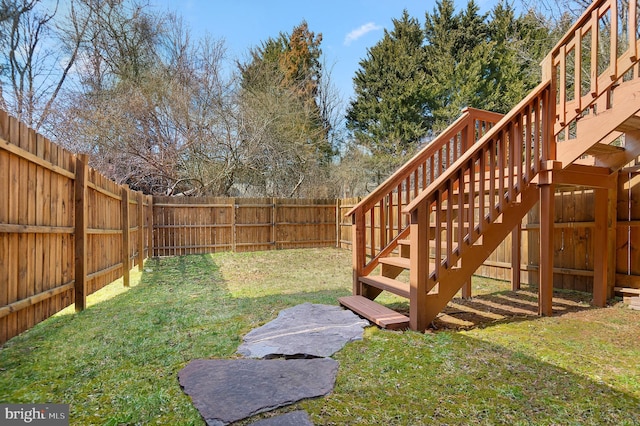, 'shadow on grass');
317,329,640,425
384,282,597,331
1,252,637,426
0,252,353,425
